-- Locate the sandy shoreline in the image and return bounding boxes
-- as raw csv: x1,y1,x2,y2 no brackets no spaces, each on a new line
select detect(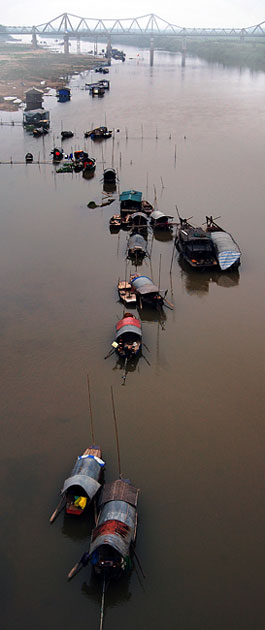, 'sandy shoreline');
0,46,105,111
